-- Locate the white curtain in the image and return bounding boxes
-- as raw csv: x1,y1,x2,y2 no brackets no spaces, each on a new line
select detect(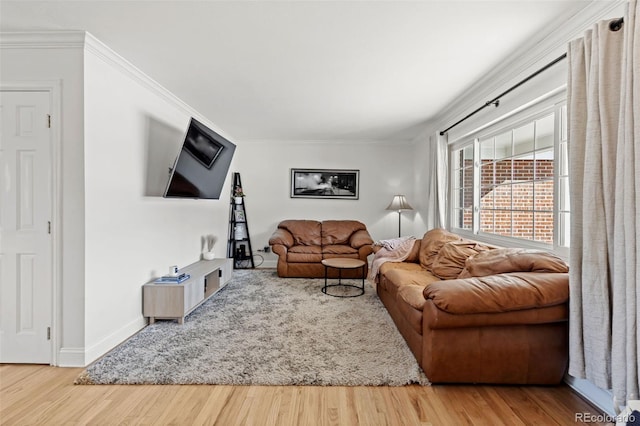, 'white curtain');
425,132,448,230
568,0,639,408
